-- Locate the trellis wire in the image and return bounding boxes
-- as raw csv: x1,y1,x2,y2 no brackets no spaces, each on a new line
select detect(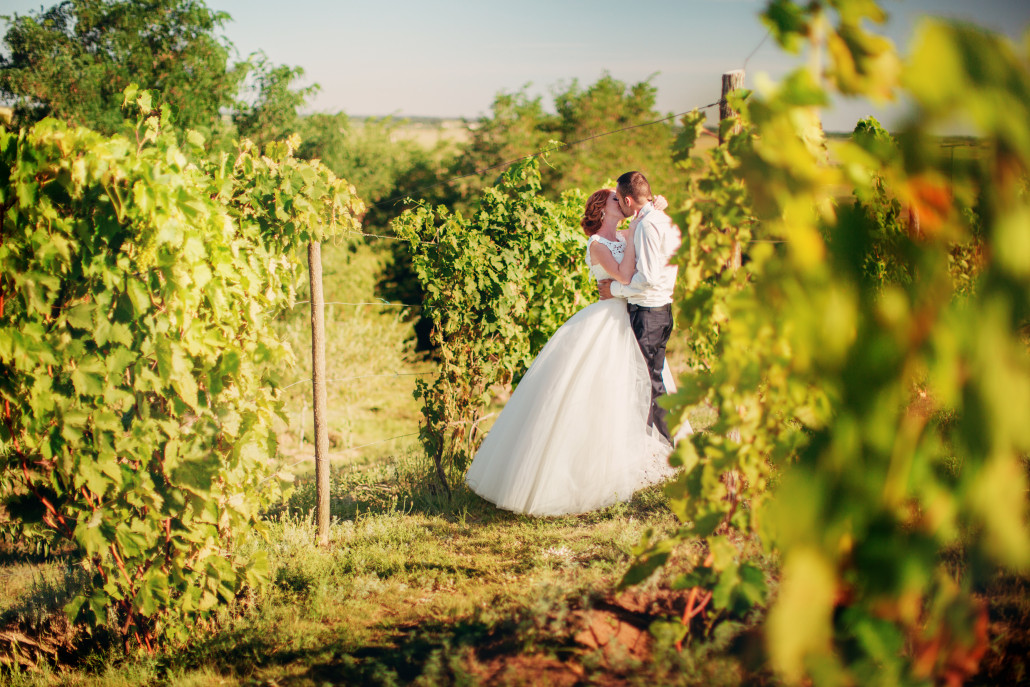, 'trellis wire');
259,431,423,486
282,371,436,391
